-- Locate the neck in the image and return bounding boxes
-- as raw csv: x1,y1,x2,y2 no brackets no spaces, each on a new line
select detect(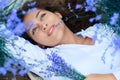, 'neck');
58,26,94,45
